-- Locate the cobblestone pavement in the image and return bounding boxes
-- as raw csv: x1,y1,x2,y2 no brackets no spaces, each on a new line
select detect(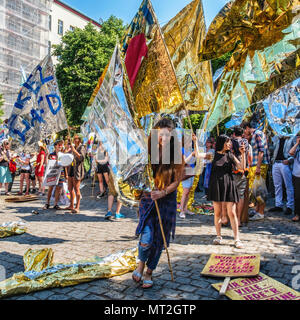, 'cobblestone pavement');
0,178,299,300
